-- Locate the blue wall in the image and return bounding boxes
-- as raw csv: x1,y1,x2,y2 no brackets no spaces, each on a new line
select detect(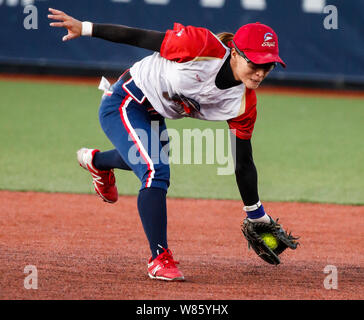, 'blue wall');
0,0,363,83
